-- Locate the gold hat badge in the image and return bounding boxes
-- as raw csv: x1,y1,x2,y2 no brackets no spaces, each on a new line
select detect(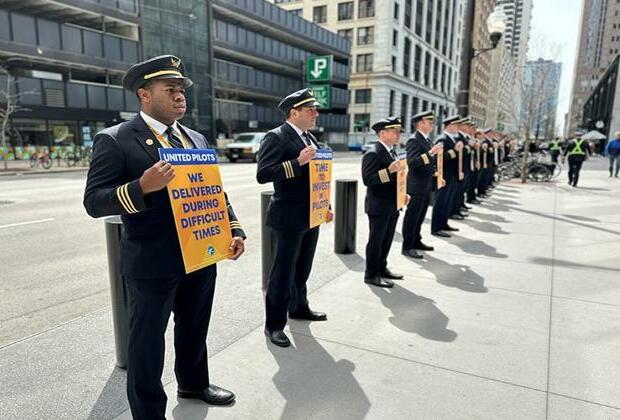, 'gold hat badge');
171,57,181,68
